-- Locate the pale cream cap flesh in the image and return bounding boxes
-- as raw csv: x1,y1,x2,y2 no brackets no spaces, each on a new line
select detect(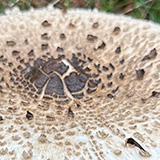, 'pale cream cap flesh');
0,5,160,160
